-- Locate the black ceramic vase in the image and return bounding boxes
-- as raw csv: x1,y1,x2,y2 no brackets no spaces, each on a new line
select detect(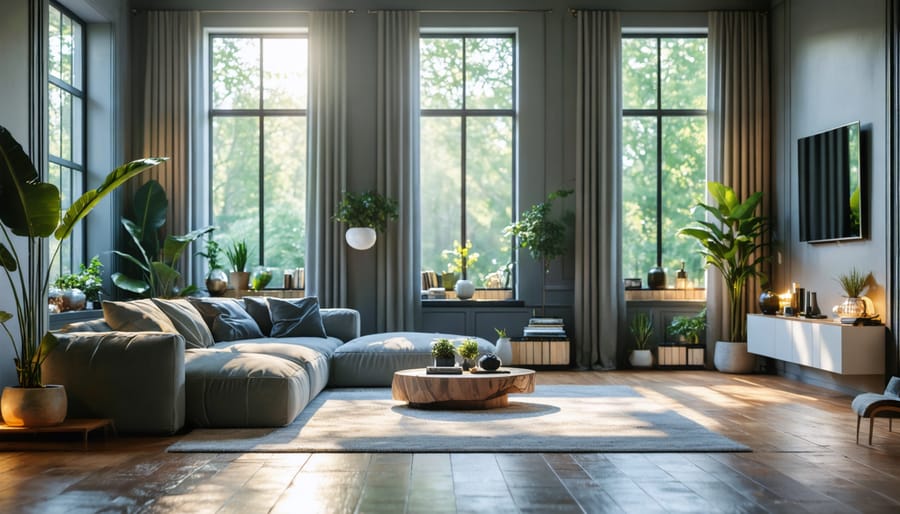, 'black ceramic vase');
478,353,502,371
759,289,779,315
647,266,666,290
